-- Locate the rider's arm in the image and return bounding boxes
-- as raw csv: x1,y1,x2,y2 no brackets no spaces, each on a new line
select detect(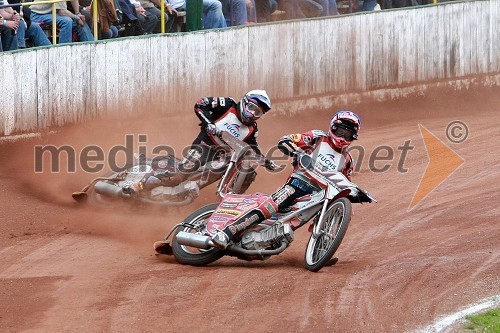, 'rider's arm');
277,130,324,156
245,128,263,156
193,97,233,126
341,152,354,181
